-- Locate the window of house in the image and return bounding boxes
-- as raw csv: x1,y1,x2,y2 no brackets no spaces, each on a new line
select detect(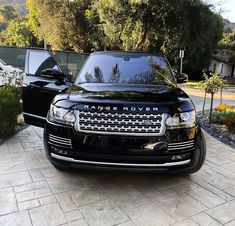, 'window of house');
213,63,217,73
221,64,224,74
